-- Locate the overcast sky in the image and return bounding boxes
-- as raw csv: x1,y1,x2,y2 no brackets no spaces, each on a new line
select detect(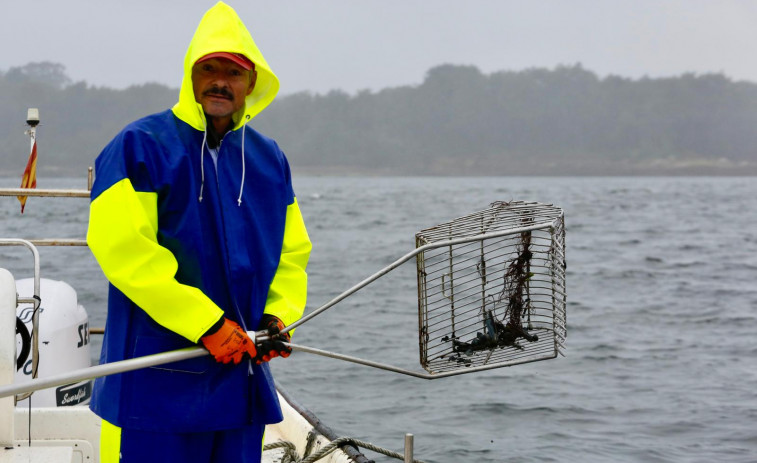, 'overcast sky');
2,1,756,95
